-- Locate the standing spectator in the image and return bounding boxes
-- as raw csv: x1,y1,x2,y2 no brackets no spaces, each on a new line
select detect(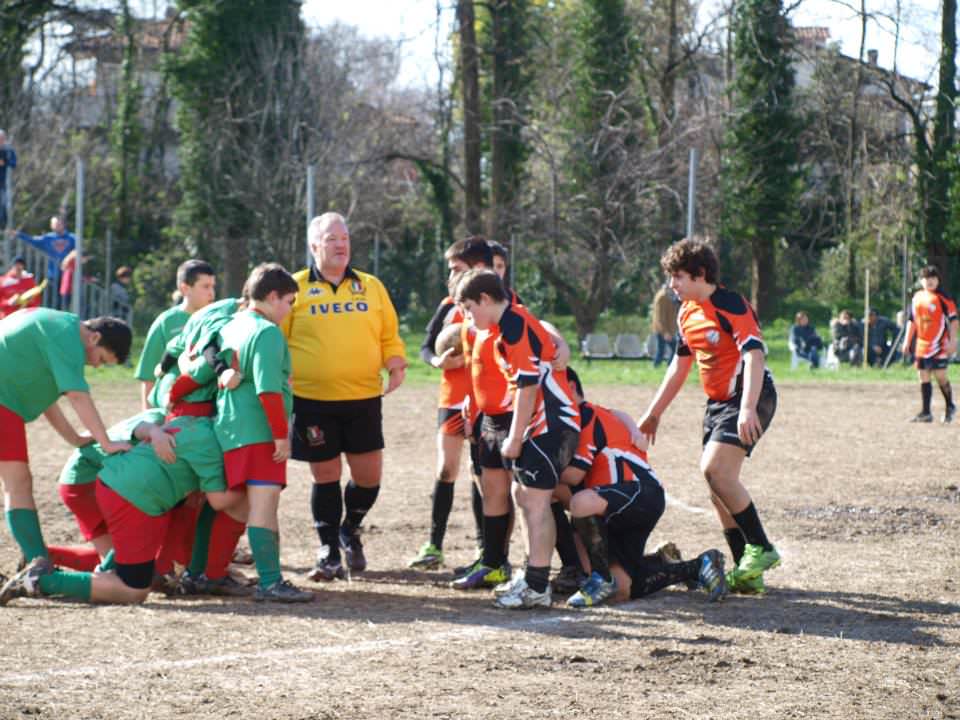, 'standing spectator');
8,216,75,308
789,311,823,369
650,284,678,367
282,212,406,580
0,130,16,229
831,309,862,365
111,266,133,317
0,256,40,318
865,309,896,366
